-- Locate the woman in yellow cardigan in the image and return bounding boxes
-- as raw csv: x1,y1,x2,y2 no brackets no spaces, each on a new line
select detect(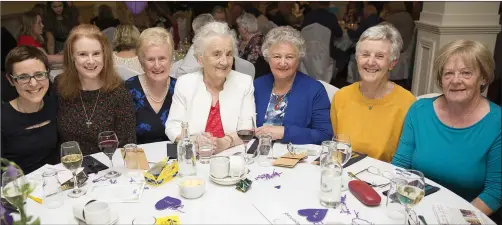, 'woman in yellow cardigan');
330,23,416,162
